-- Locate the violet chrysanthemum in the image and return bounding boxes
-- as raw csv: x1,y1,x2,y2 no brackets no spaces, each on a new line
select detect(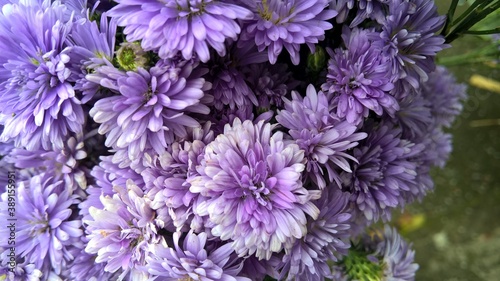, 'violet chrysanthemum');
368,226,419,281
377,226,419,281
396,128,447,205
108,0,253,62
243,62,299,110
190,118,320,260
0,1,84,150
206,43,265,110
68,239,122,281
66,12,117,103
403,163,433,204
0,256,43,281
393,91,433,140
335,226,418,281
322,27,398,125
144,122,214,232
95,155,145,187
146,231,250,280
7,134,88,193
238,0,337,64
79,155,144,225
276,85,366,189
421,66,467,128
0,174,82,275
89,59,211,161
84,181,157,277
341,121,424,222
421,128,452,169
143,145,203,210
374,0,447,91
278,186,352,281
